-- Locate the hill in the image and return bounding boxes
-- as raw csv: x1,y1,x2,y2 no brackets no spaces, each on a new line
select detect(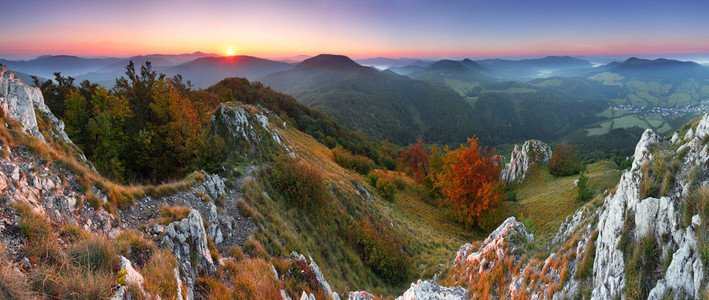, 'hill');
262,54,478,145
607,57,709,81
166,56,293,88
407,59,493,84
477,56,594,81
